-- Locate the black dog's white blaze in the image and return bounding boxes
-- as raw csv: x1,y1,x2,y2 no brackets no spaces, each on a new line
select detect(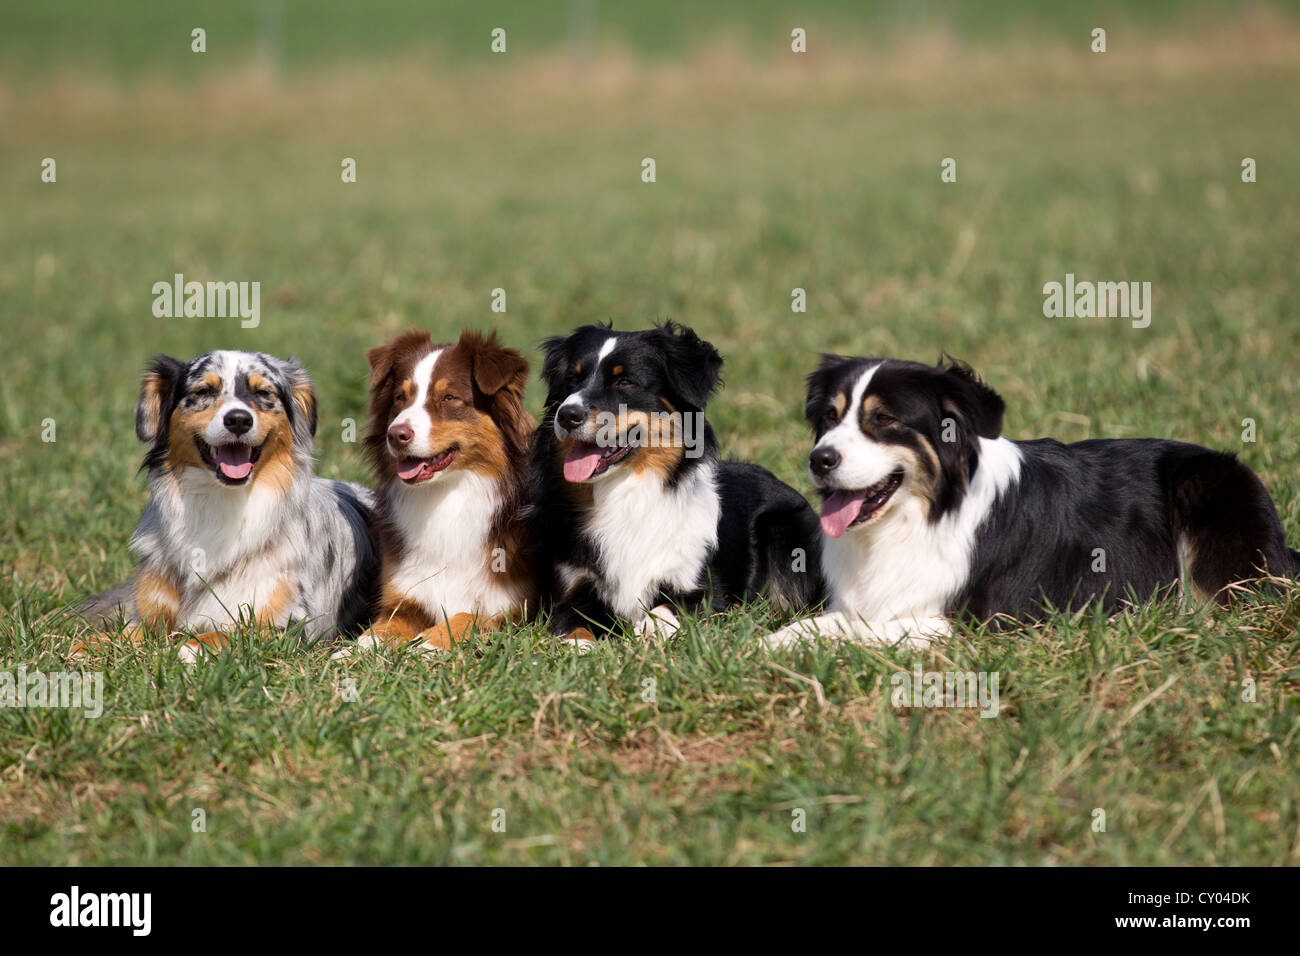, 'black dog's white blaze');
532,322,824,639
767,355,1299,649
